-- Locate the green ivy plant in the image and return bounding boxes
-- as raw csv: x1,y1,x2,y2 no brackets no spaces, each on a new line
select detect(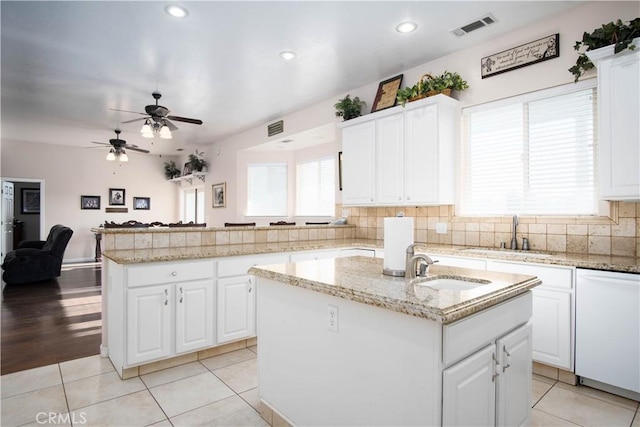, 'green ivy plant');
396,71,469,107
163,160,181,179
569,18,640,82
334,95,366,121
